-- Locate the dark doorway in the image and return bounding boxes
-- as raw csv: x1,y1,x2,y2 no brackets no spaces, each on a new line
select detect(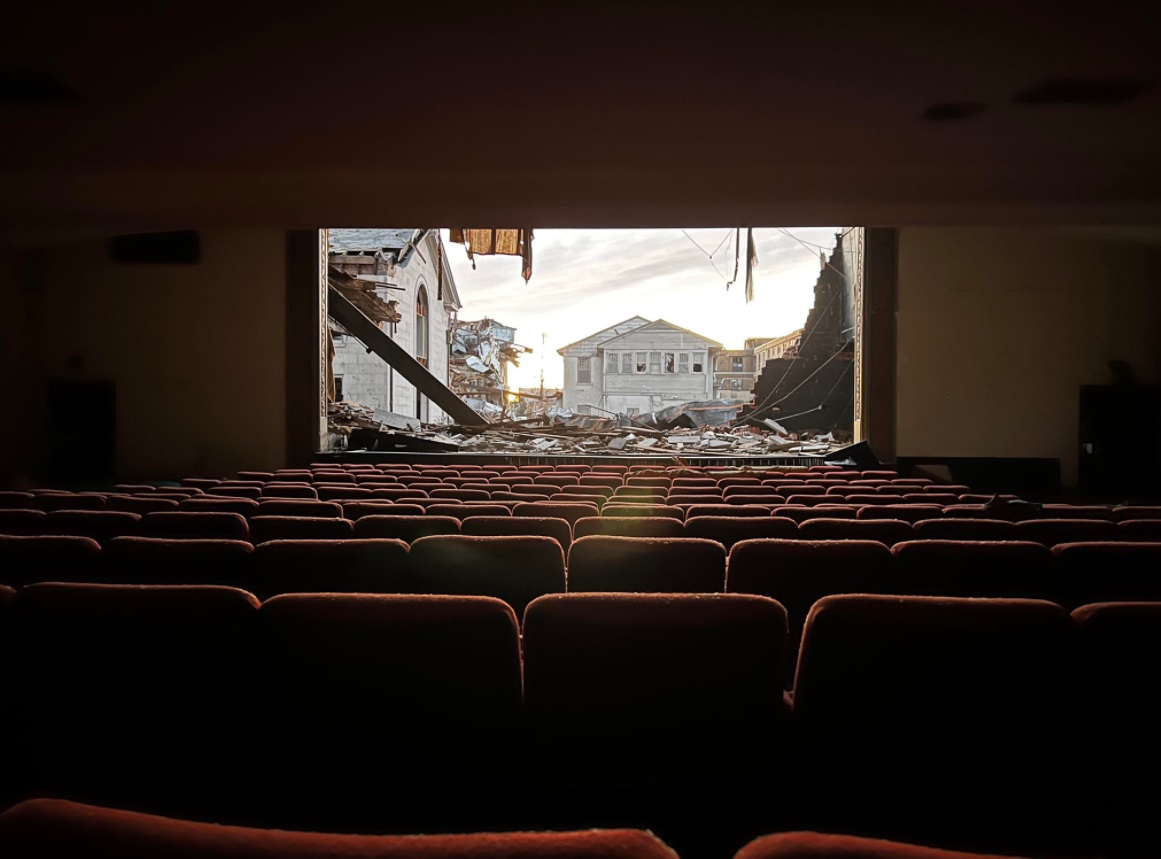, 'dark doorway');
46,380,116,486
1079,384,1161,500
